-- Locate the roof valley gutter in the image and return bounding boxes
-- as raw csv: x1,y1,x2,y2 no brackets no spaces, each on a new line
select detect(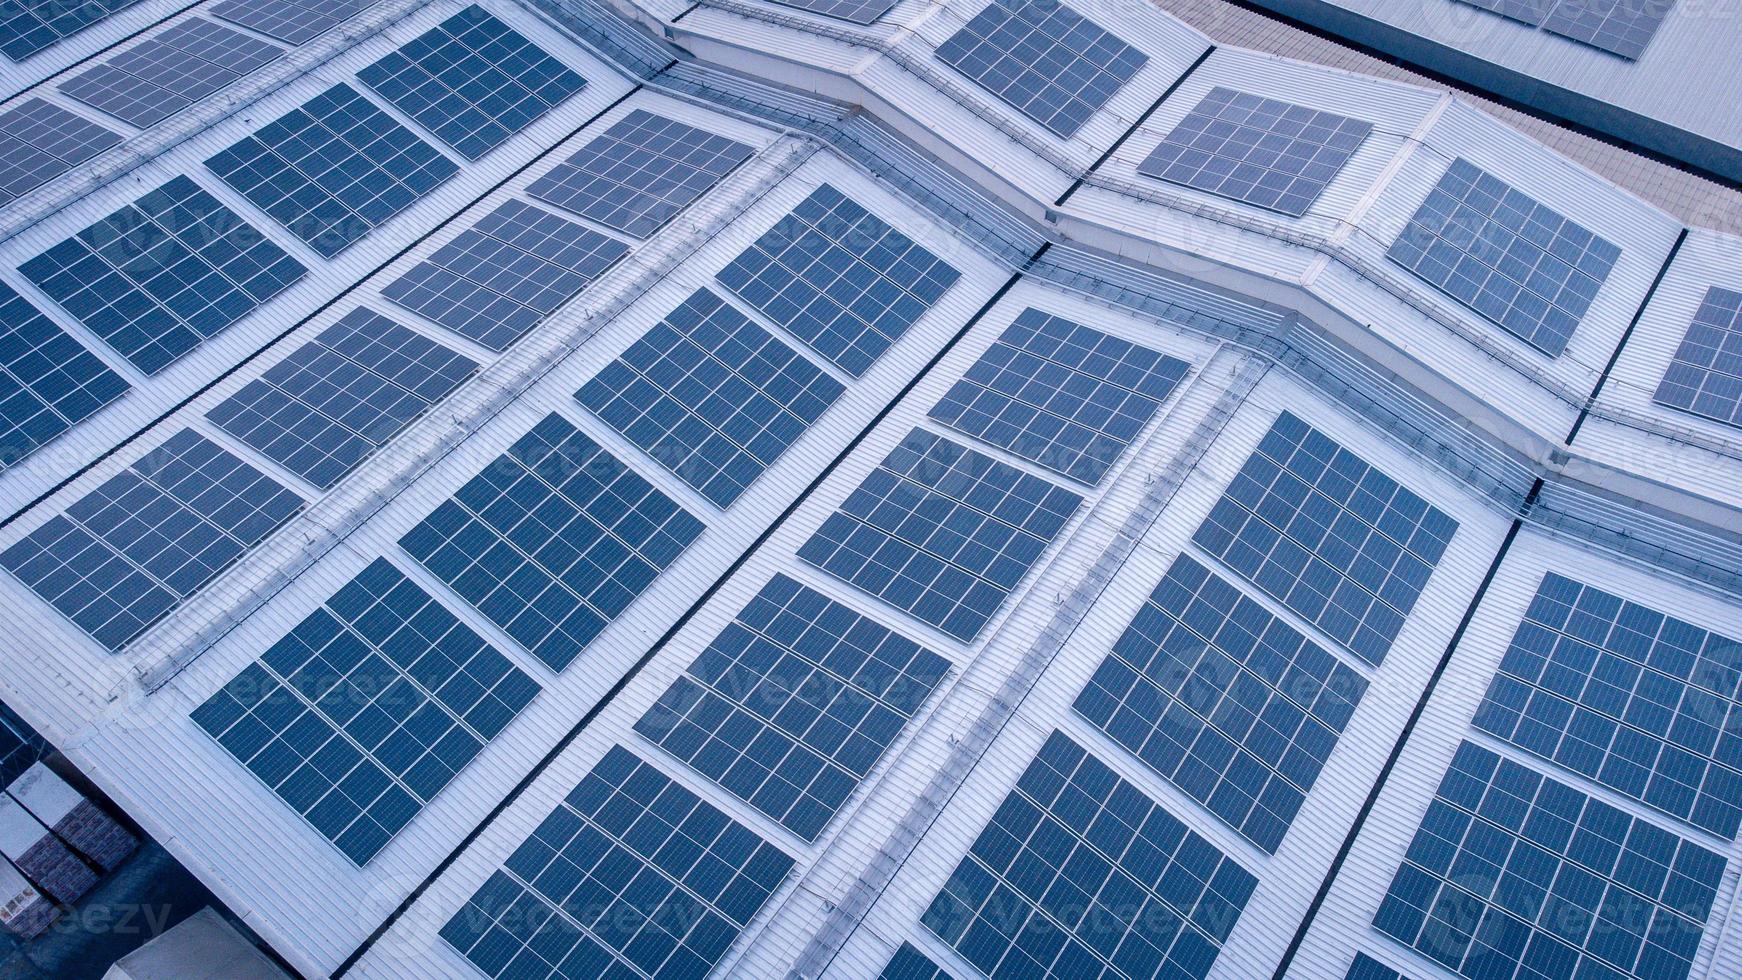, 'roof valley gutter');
1051,46,1215,208
1564,226,1689,445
